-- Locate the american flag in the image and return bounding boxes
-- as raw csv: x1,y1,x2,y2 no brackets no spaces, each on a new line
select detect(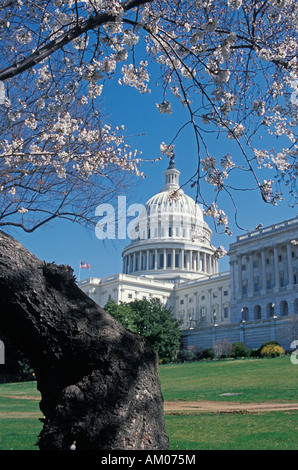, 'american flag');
80,261,90,269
